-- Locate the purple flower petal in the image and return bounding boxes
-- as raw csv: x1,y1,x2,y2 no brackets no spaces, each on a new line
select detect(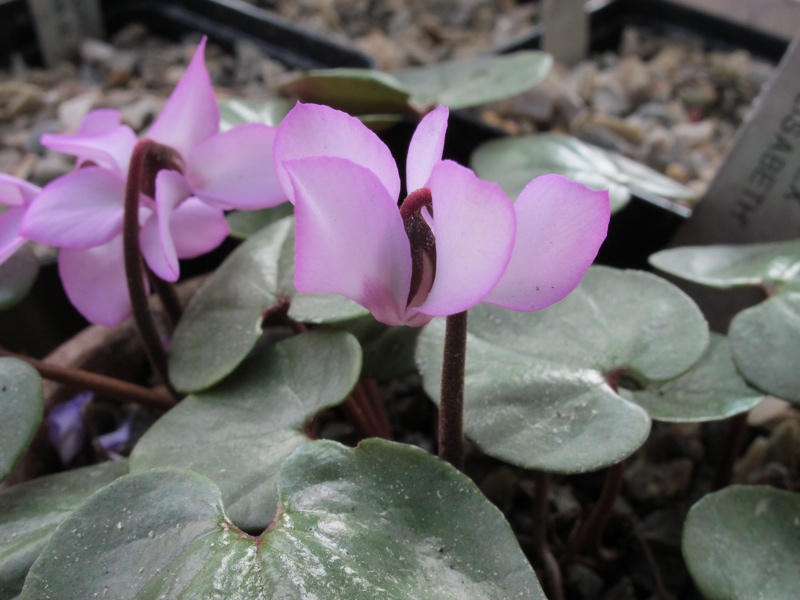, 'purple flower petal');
286,156,413,326
0,173,40,207
41,124,138,174
48,391,92,464
414,161,515,316
188,124,286,209
146,38,219,158
97,418,132,455
0,206,27,265
59,237,139,326
274,103,400,204
77,109,122,134
405,105,448,192
21,167,125,250
170,197,229,258
482,174,610,312
140,170,191,282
